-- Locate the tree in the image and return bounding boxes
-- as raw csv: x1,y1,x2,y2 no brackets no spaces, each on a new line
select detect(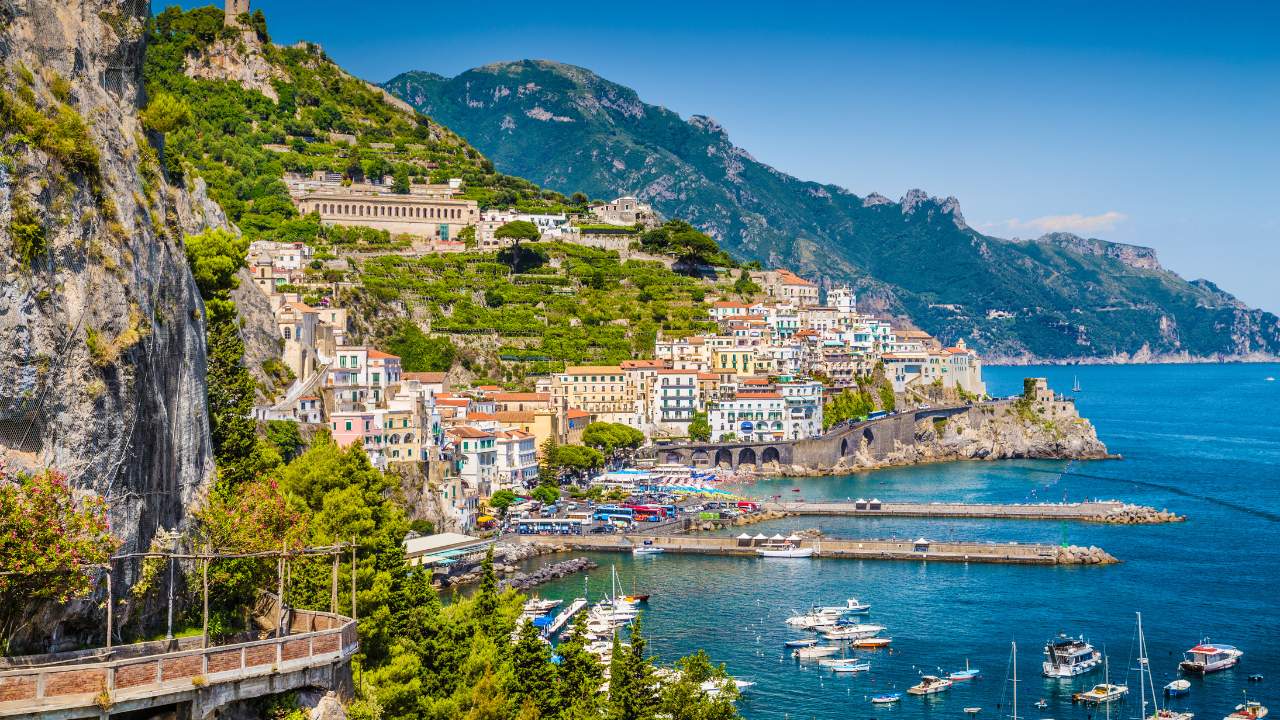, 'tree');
495,220,541,274
387,320,455,373
265,420,304,462
392,166,411,194
555,445,605,476
141,92,192,135
207,319,264,487
508,617,558,717
0,468,119,653
556,612,604,711
610,615,658,720
484,288,505,308
184,228,249,324
248,8,269,41
570,191,588,206
582,422,643,454
537,436,559,488
532,485,559,505
732,272,761,296
488,489,517,514
688,411,711,442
